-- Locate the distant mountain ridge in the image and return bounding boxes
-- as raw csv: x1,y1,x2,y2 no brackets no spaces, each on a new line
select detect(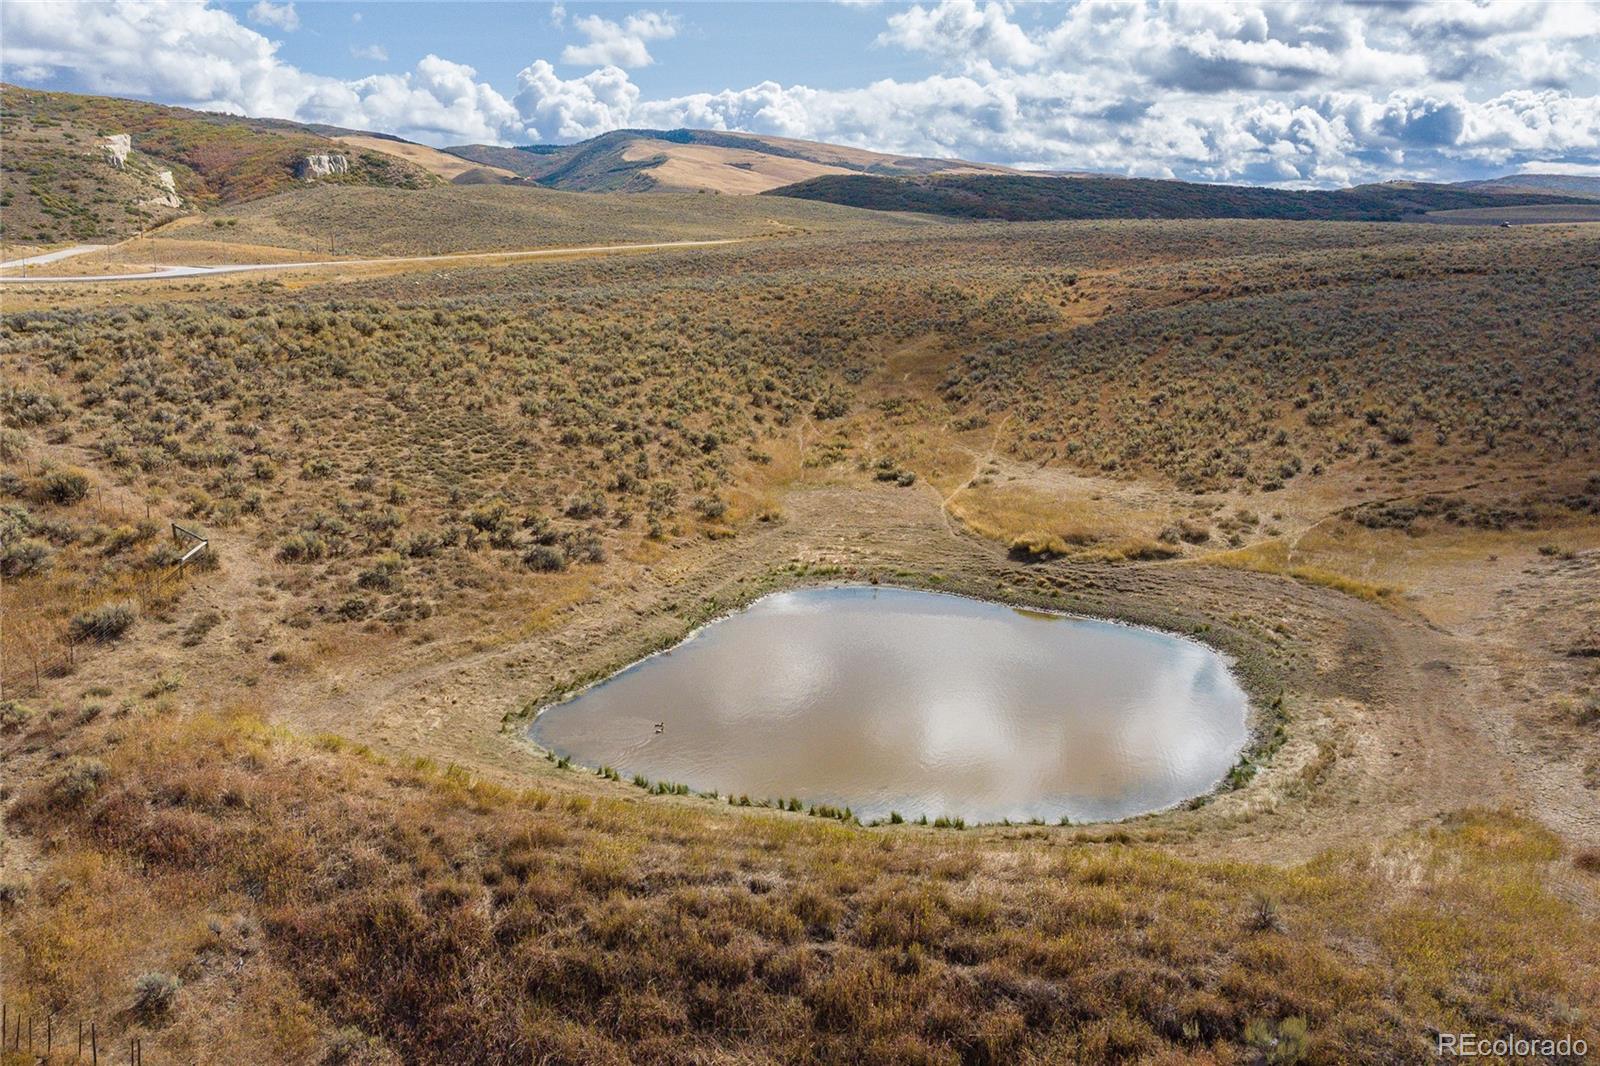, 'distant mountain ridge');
5,79,1594,246
763,172,1599,223
1451,173,1600,199
443,129,1016,194
445,129,1600,210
